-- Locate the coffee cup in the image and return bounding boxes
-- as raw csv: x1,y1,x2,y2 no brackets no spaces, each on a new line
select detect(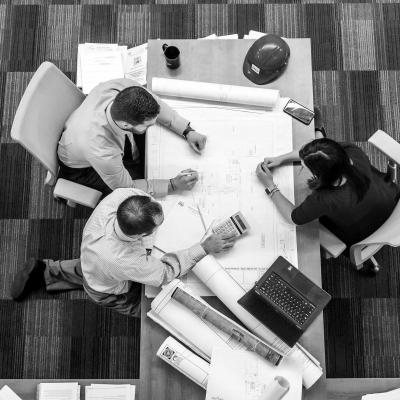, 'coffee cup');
162,43,180,69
